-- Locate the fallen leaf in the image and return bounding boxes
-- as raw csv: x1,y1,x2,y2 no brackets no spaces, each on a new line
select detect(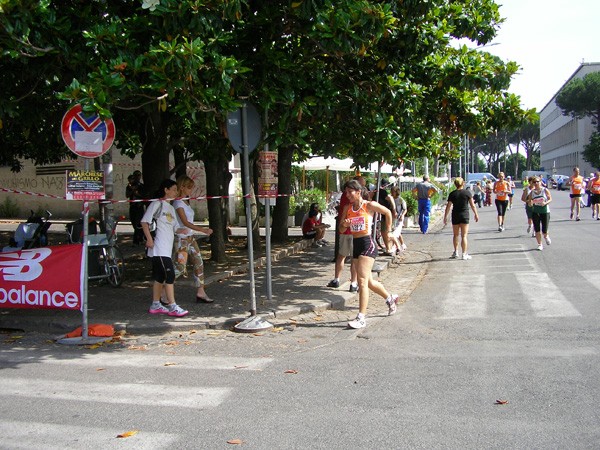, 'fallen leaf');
128,345,147,350
189,330,197,334
496,400,509,405
272,327,284,332
10,336,23,339
298,340,308,343
165,341,180,345
314,317,323,322
227,439,244,444
164,362,179,366
252,333,263,336
284,370,298,374
45,340,53,344
207,332,223,336
117,430,138,438
235,366,248,369
96,368,105,371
